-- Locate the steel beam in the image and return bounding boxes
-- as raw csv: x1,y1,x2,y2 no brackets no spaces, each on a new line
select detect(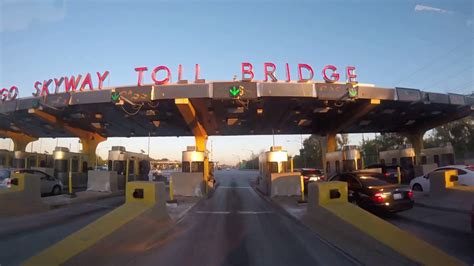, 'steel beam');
0,129,37,151
175,98,210,190
28,109,106,165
